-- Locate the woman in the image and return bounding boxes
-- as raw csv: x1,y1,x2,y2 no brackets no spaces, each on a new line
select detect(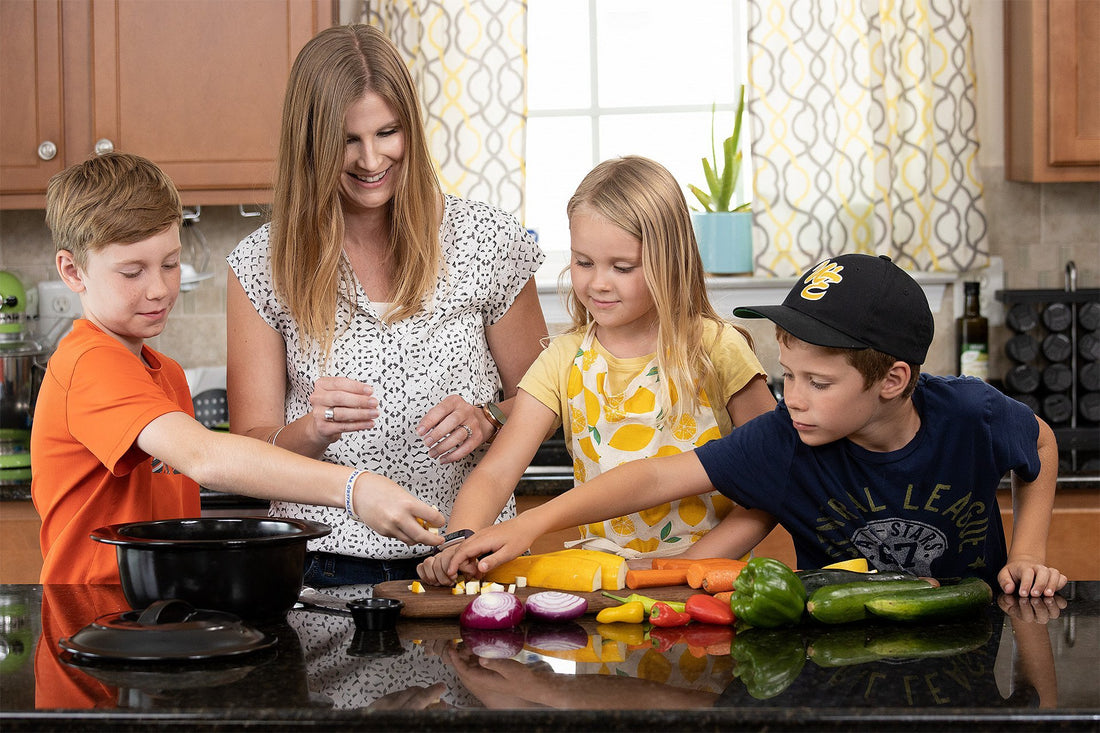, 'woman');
227,24,547,586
